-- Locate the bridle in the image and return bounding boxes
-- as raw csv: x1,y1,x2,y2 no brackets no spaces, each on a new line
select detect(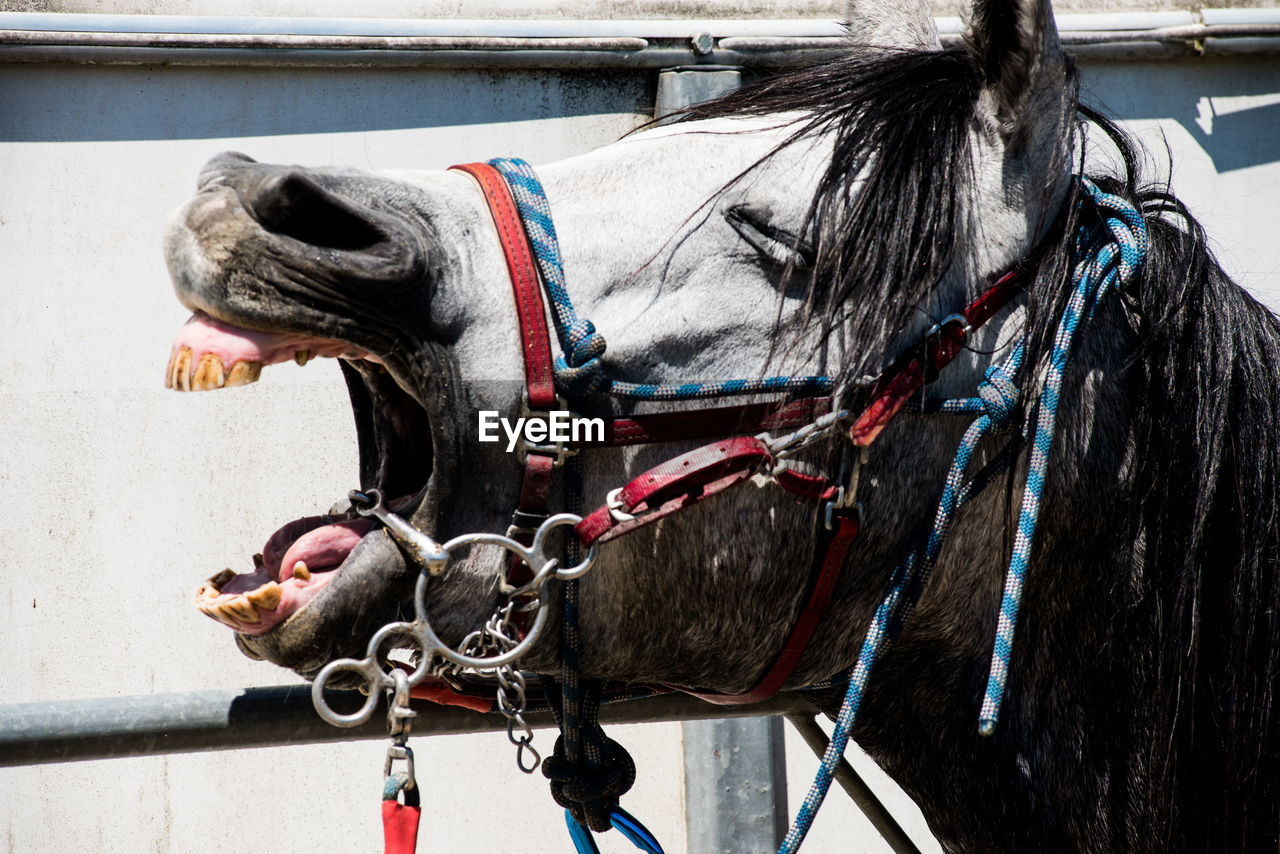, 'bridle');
310,156,1147,854
450,158,1032,701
